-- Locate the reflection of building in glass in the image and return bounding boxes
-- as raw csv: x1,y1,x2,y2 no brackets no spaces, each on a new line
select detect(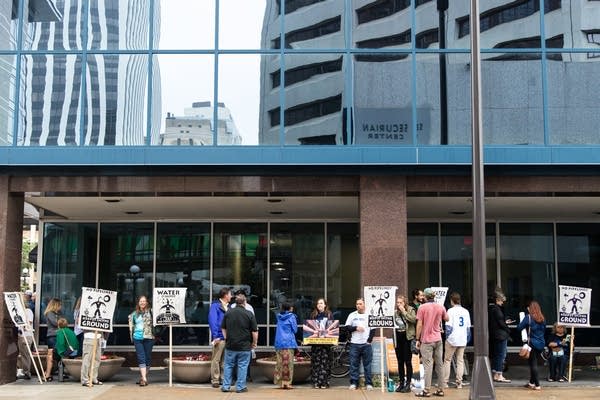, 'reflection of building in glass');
18,0,160,146
259,0,600,145
161,102,242,146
